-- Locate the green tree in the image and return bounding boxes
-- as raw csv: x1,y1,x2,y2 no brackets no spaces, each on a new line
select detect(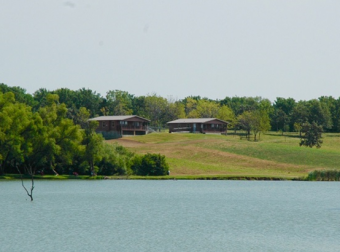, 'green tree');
164,100,186,122
74,107,91,129
0,92,33,175
195,99,219,118
184,97,199,118
0,83,37,107
144,94,168,128
33,88,51,111
36,94,82,175
290,101,309,135
294,122,303,136
106,90,133,115
131,153,169,176
237,111,252,139
299,122,323,148
318,96,340,132
74,88,103,117
82,121,104,175
97,143,133,175
217,105,235,128
257,110,271,140
307,99,332,130
237,109,270,141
